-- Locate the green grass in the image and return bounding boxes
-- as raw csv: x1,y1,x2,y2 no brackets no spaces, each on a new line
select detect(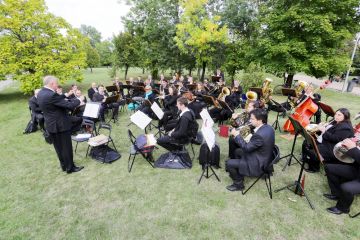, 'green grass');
1,68,360,240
